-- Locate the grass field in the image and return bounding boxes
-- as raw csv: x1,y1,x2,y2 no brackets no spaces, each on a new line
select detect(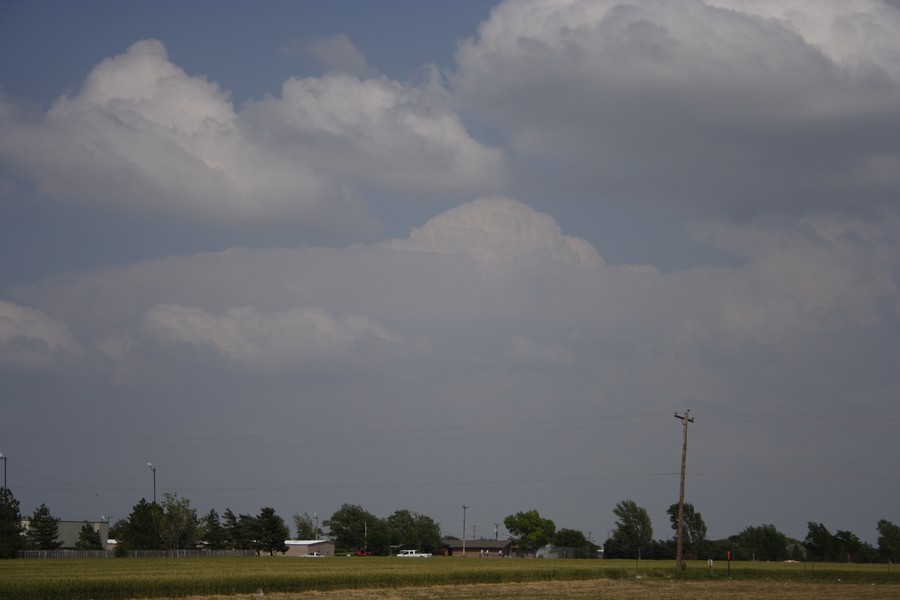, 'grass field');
0,557,897,600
